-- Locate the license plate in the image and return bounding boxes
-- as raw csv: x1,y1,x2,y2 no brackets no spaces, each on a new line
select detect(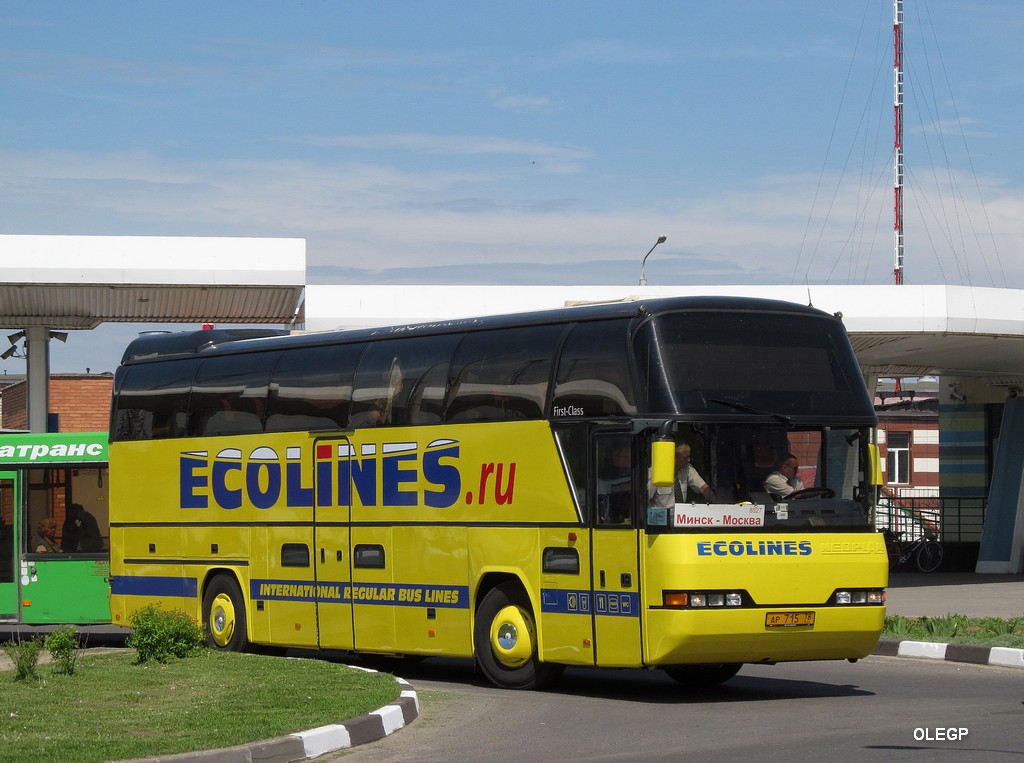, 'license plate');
765,611,815,627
